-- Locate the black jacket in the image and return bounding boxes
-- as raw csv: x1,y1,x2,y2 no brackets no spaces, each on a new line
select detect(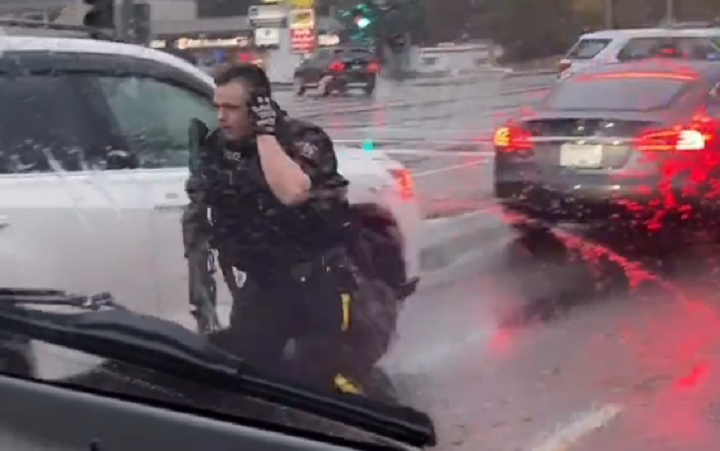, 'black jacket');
190,117,352,275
